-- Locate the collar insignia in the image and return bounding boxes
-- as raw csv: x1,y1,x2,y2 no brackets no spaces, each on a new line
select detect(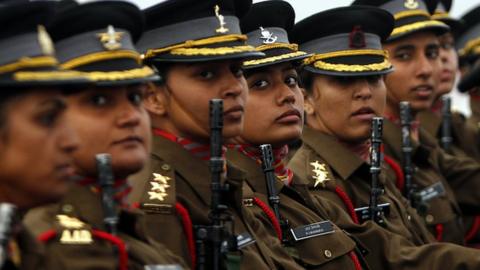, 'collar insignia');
259,27,277,44
56,215,93,244
214,5,229,34
404,0,419,9
310,161,330,188
148,173,171,202
38,25,55,56
96,25,124,51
